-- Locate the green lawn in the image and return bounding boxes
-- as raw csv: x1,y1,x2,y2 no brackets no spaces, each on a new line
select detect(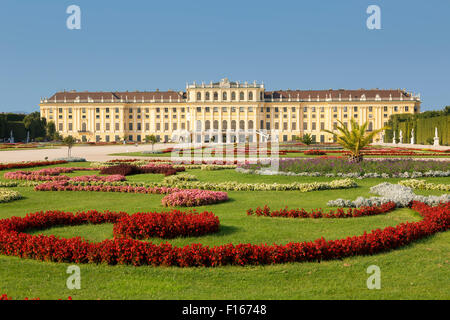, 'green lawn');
0,163,449,300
